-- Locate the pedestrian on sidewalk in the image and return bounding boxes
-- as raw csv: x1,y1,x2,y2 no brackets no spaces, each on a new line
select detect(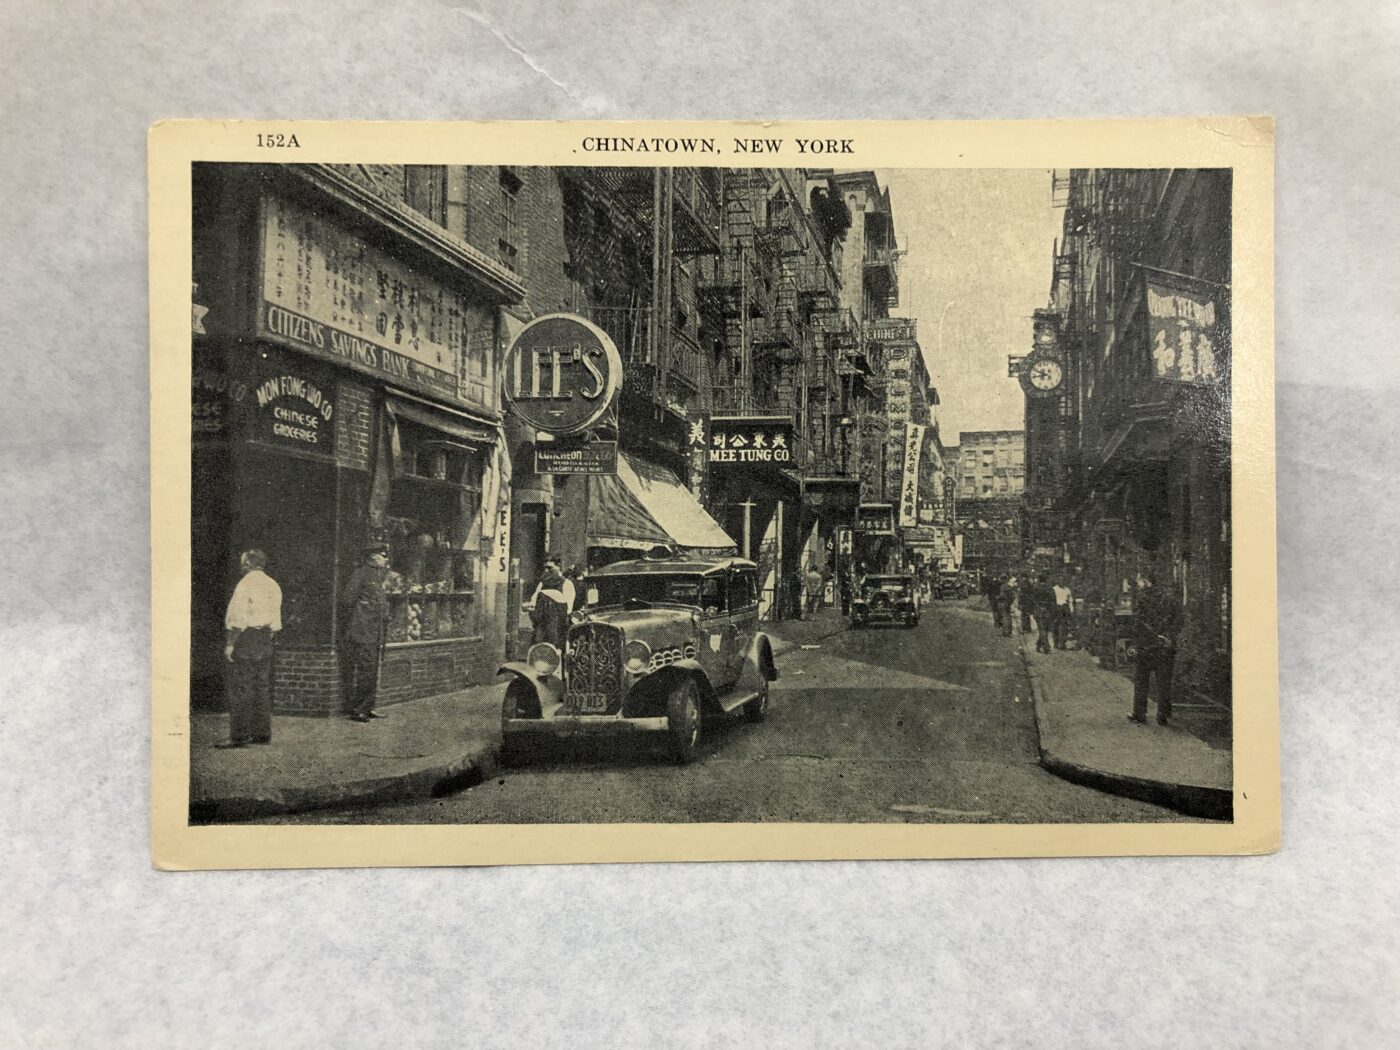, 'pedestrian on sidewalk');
561,564,583,616
998,573,1017,637
984,573,1004,629
804,565,824,619
1029,573,1055,653
340,541,391,723
529,562,570,650
1129,571,1184,726
220,548,282,748
1052,575,1075,650
1014,569,1033,635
